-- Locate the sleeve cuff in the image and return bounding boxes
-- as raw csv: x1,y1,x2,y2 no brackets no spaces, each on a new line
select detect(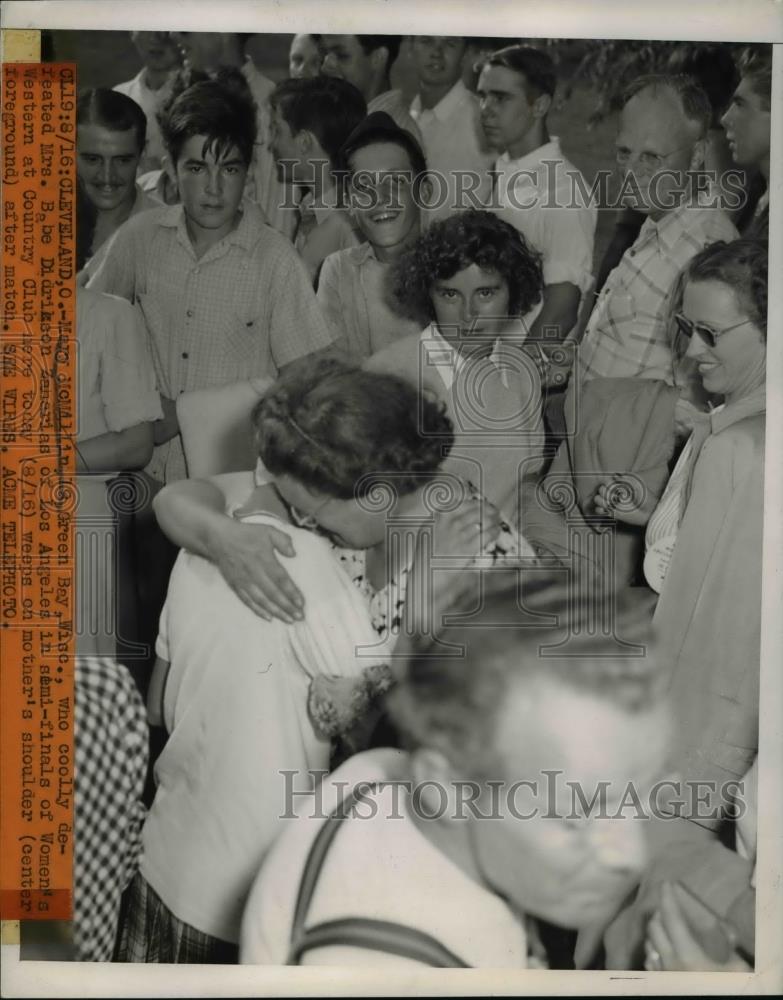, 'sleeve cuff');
105,392,164,432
